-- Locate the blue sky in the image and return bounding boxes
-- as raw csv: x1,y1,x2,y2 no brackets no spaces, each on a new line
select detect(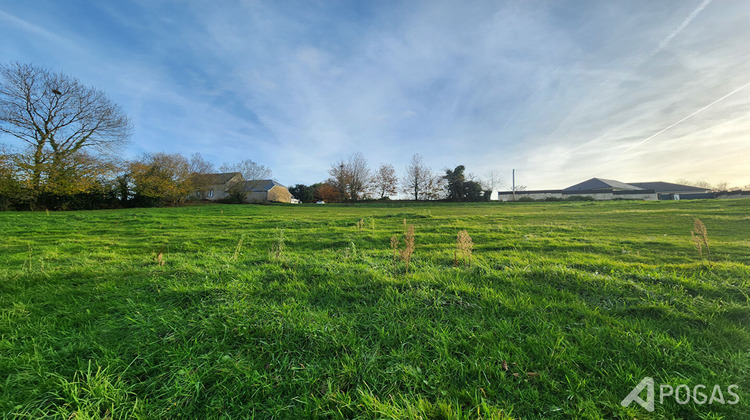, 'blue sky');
2,0,749,190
